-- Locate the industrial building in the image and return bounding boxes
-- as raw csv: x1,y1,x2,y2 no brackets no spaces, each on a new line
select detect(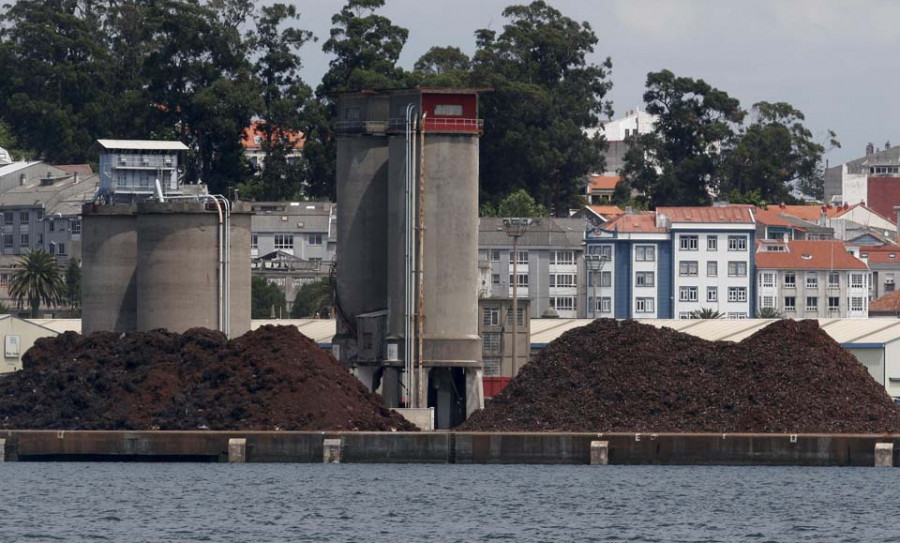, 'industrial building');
333,88,484,428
